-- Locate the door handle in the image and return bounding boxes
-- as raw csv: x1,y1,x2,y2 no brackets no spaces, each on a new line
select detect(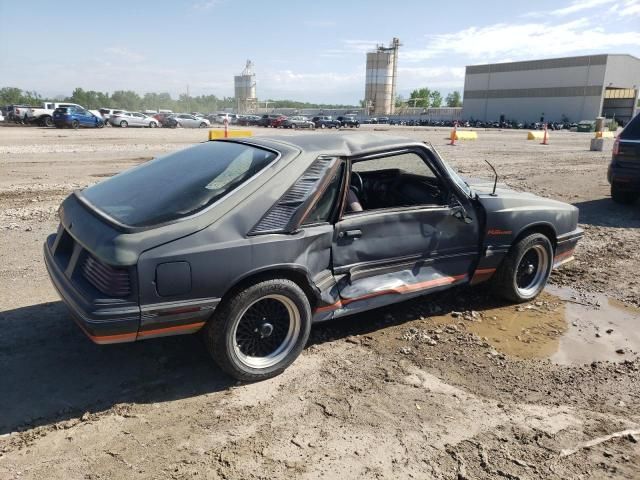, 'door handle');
339,229,362,239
